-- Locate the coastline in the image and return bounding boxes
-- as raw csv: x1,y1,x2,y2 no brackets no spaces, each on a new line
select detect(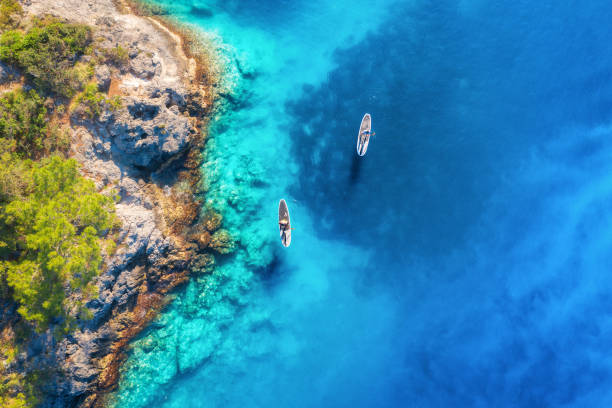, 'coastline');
76,3,226,407
3,1,608,407
0,0,230,406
